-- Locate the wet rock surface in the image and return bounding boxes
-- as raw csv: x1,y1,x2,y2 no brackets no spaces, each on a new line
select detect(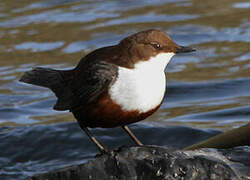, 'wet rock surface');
29,145,250,180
